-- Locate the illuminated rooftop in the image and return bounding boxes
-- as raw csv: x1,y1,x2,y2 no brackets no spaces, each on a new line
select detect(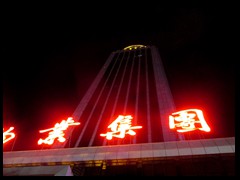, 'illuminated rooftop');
123,45,147,50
